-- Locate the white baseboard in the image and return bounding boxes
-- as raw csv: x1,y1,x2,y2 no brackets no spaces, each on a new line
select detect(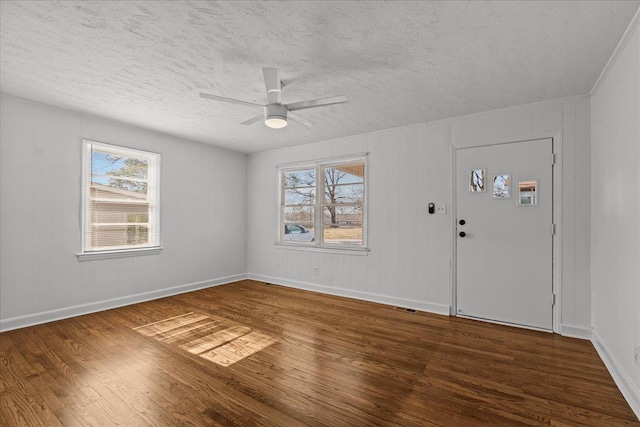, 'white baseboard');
591,330,640,421
560,324,592,340
0,273,247,332
247,273,450,316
